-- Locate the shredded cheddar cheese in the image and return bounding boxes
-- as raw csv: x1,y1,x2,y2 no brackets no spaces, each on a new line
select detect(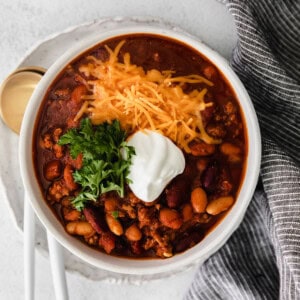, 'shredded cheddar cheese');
76,40,220,152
